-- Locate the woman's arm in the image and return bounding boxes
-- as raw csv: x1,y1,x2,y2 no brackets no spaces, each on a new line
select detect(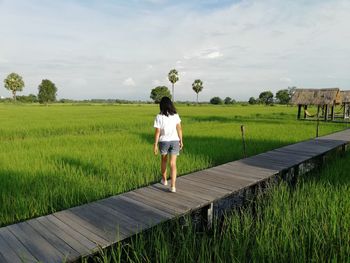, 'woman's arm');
154,128,160,155
176,123,183,150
